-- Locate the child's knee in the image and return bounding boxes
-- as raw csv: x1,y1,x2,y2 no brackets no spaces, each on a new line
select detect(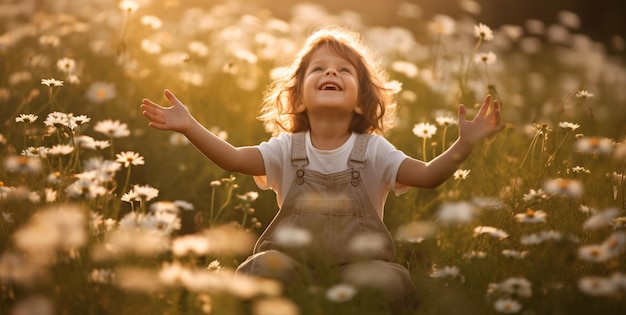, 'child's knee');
236,250,308,286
